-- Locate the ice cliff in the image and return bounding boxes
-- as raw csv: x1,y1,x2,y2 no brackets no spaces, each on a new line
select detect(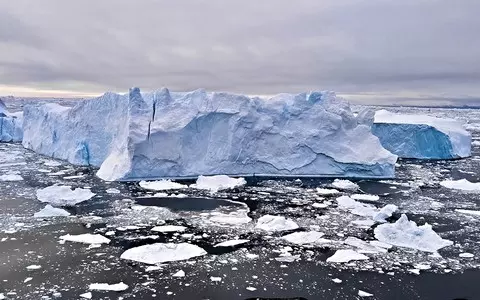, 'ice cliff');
22,88,397,181
372,109,471,159
0,99,23,142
